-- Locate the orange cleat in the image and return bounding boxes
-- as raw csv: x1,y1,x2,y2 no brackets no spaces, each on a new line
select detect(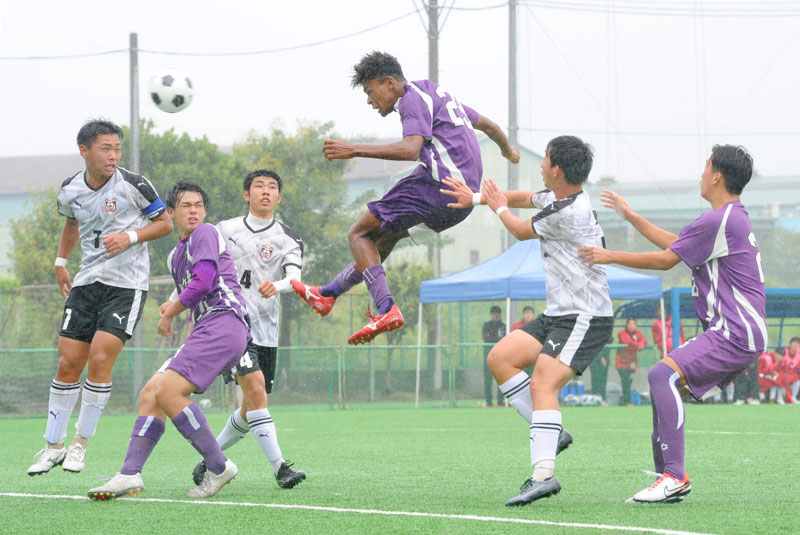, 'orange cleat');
347,304,404,345
291,280,336,317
